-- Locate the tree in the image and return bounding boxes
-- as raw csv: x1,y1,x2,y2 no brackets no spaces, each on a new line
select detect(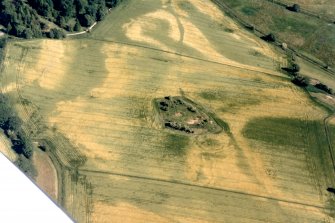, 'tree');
73,20,81,31
79,14,94,27
261,33,276,42
48,28,65,39
1,0,119,39
287,4,301,12
106,0,117,8
12,130,33,159
291,63,300,73
292,75,308,87
14,155,37,178
6,115,22,131
0,95,11,128
22,28,33,39
96,6,107,21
